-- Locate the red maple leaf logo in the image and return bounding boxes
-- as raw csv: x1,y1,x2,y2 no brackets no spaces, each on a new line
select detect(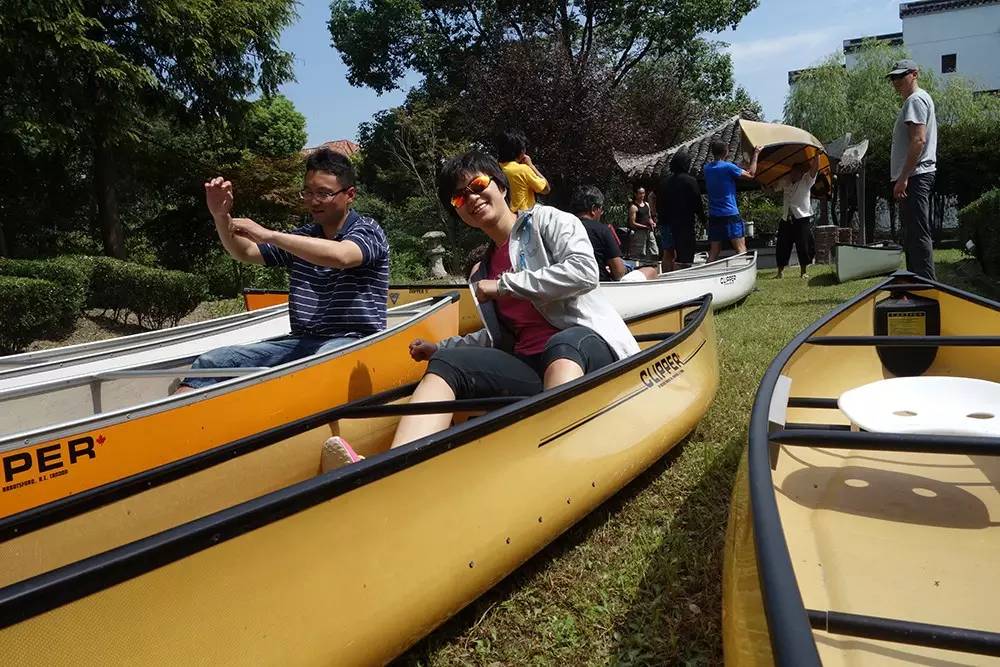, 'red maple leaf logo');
96,434,106,445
